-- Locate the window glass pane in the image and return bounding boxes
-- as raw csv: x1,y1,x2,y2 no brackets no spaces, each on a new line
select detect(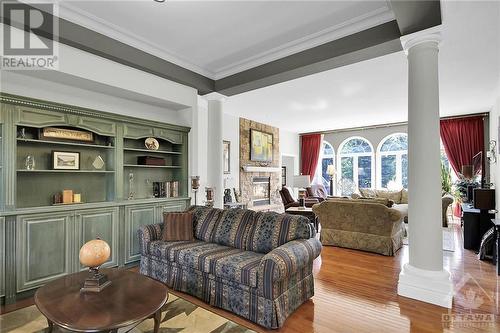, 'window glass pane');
323,142,334,156
340,138,372,154
402,154,408,188
380,134,408,152
322,157,334,193
358,156,372,188
381,155,397,188
341,157,353,181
